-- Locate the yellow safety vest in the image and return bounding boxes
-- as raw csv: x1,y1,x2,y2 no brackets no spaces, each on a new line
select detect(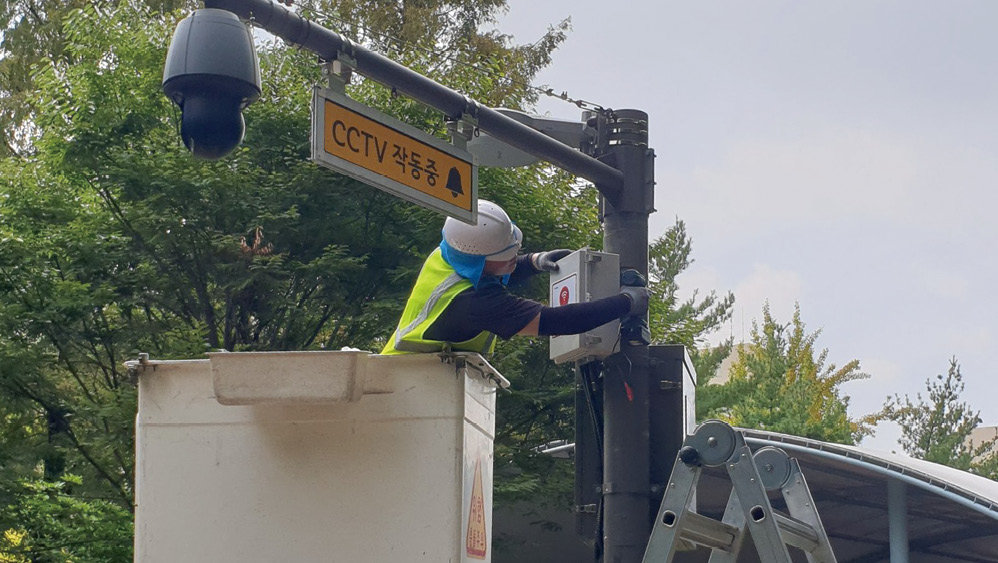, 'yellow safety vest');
381,248,497,355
